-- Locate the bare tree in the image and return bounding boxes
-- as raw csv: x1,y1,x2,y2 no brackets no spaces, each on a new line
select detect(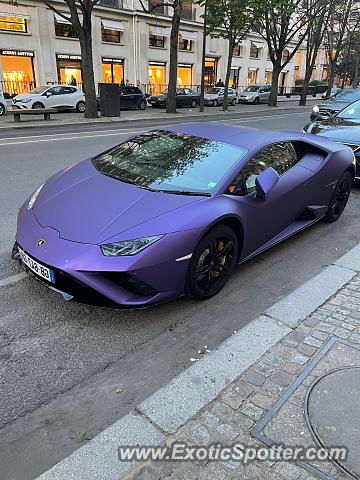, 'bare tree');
299,0,333,105
255,0,323,106
140,0,188,113
18,0,101,118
